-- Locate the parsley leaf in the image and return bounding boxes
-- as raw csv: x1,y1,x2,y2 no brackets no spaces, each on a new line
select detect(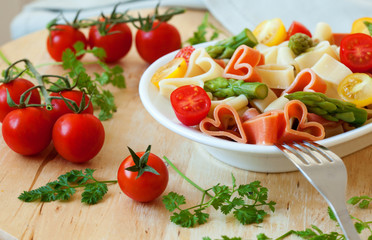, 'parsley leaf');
347,195,371,209
59,42,126,120
162,169,276,228
185,12,224,45
18,169,117,205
